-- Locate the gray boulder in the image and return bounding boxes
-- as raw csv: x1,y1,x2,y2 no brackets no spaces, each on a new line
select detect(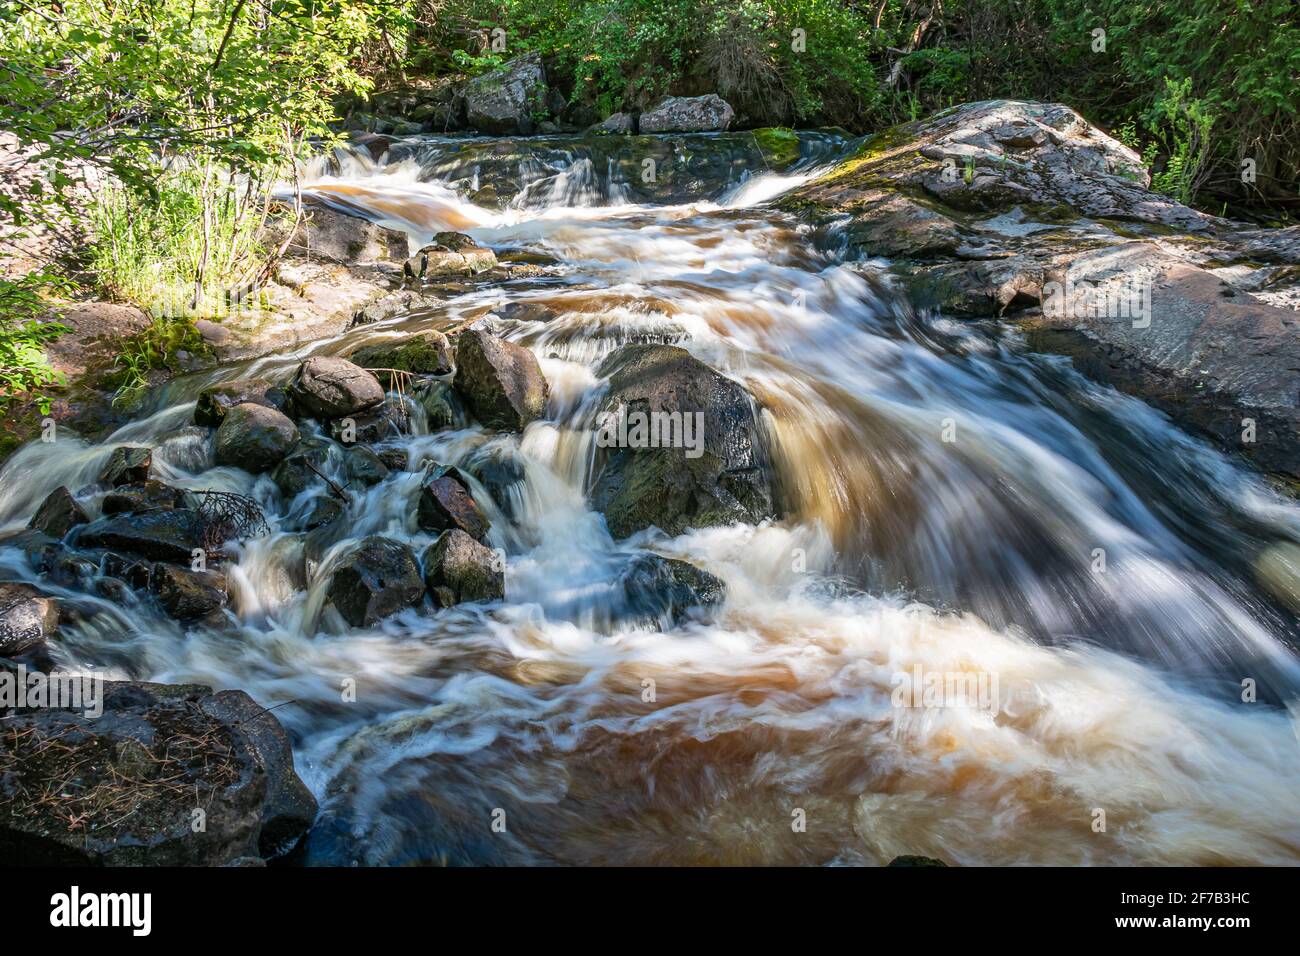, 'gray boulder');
289,201,409,264
0,680,316,865
462,52,549,136
590,112,636,135
100,446,152,487
402,243,497,282
638,95,734,133
590,344,777,538
452,328,548,431
214,403,300,473
195,378,286,427
28,487,88,538
422,529,504,607
327,536,425,627
290,356,385,420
